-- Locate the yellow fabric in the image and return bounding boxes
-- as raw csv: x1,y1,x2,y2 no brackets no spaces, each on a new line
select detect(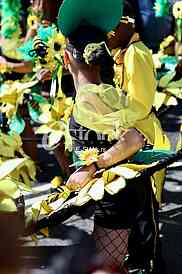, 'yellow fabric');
73,83,170,202
73,84,169,147
113,40,157,120
113,38,170,203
